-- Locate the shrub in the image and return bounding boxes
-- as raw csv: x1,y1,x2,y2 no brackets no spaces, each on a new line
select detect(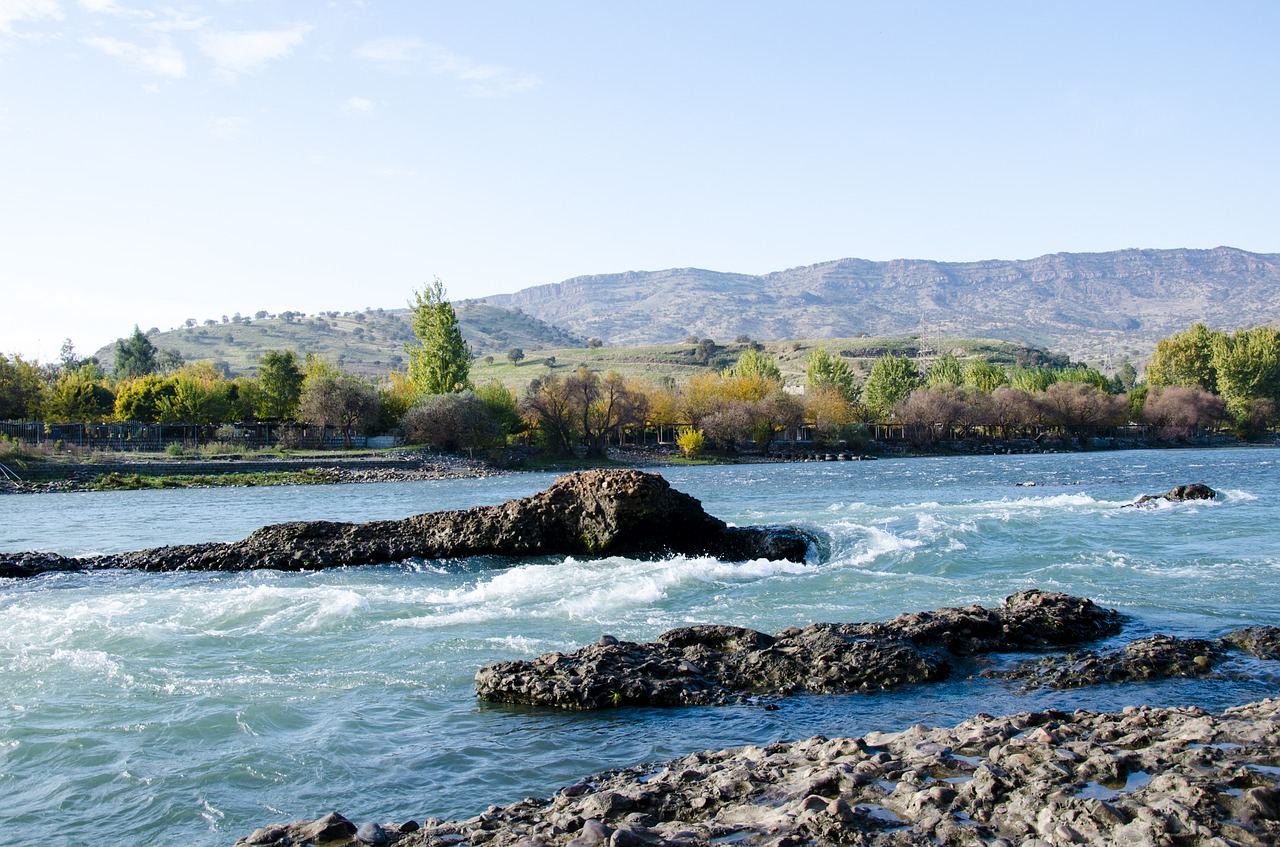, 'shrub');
402,391,500,452
676,427,705,459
